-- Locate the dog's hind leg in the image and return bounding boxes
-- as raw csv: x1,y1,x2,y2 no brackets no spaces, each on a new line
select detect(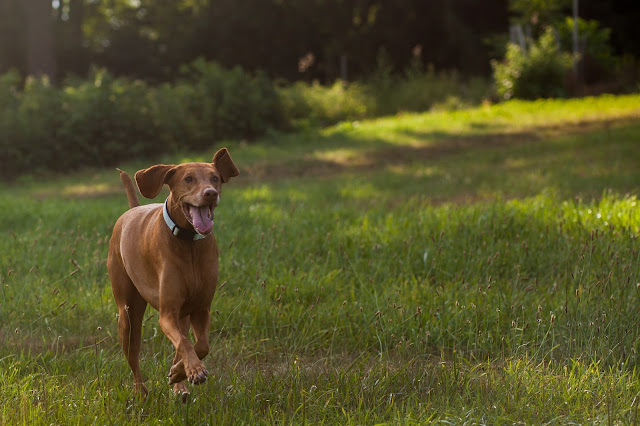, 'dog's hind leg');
110,264,149,396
